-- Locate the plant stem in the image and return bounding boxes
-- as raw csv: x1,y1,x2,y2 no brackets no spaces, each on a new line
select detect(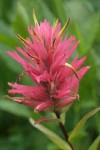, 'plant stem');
55,111,75,150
